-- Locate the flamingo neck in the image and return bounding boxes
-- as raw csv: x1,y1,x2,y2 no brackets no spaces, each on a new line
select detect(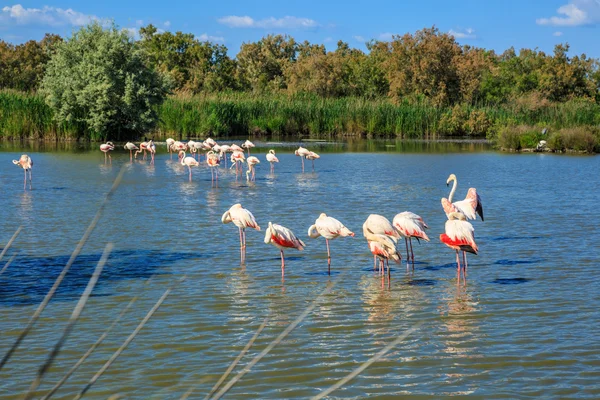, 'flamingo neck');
448,177,457,203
